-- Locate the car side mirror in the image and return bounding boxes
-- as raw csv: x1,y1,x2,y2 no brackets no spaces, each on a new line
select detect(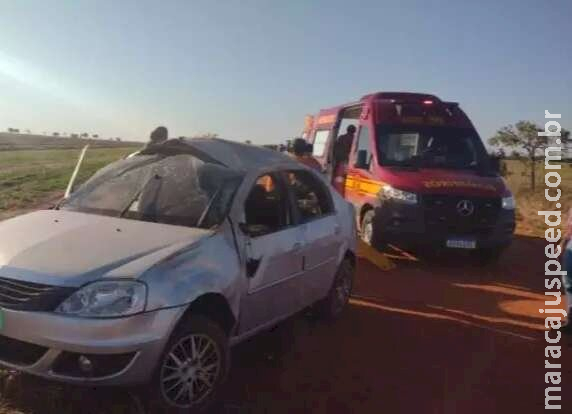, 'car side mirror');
355,150,369,169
